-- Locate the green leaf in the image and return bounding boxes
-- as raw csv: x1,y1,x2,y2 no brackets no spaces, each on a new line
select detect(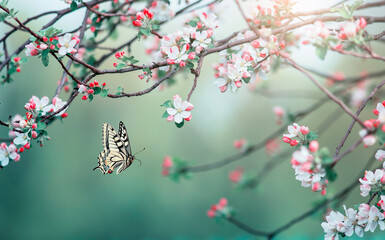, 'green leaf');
161,100,172,108
116,63,126,70
175,120,184,128
306,131,319,142
116,86,123,95
326,167,338,182
315,45,328,60
161,111,169,118
70,1,77,11
88,94,94,102
93,87,101,95
100,89,108,97
19,58,27,64
42,55,49,67
36,122,46,130
41,49,49,57
139,27,151,36
185,61,194,69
